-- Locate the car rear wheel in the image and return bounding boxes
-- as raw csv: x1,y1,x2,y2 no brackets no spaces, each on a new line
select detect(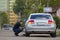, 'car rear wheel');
25,32,30,37
50,32,56,37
